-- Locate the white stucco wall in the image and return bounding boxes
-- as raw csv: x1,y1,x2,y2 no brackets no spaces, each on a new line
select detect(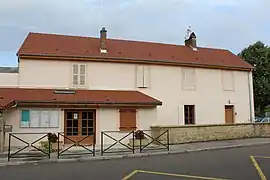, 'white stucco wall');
4,107,157,148
0,73,18,87
9,59,254,125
